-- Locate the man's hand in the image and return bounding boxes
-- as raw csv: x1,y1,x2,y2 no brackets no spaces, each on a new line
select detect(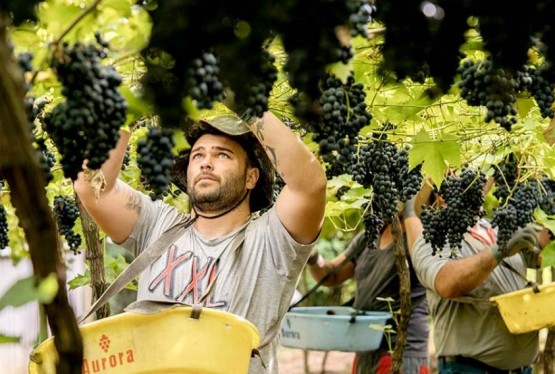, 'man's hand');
491,224,542,263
